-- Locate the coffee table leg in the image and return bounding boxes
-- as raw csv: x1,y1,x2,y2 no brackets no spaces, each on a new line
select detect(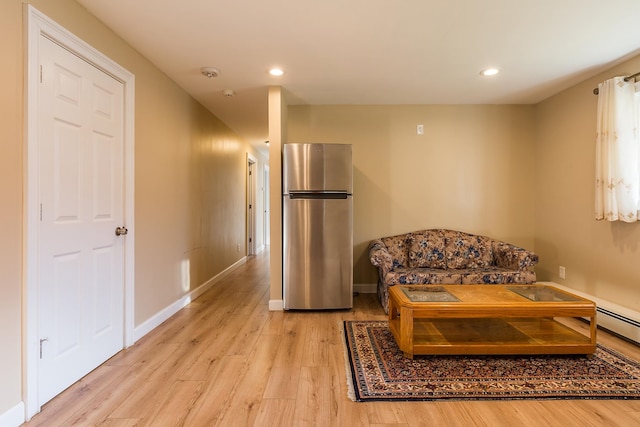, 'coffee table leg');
589,312,597,356
400,306,414,359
